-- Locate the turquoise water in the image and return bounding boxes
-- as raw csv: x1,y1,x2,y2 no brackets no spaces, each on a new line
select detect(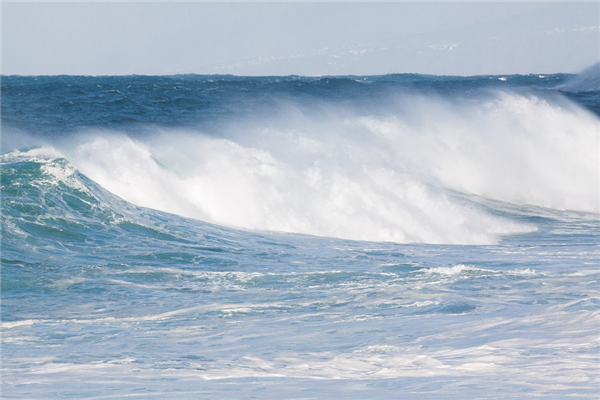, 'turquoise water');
2,72,599,398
